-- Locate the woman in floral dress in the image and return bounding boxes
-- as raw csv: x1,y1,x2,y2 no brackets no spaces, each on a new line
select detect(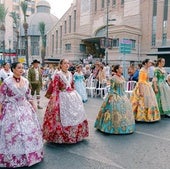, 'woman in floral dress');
94,65,135,134
153,58,170,117
73,64,88,103
0,62,43,168
43,59,89,143
130,59,160,122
